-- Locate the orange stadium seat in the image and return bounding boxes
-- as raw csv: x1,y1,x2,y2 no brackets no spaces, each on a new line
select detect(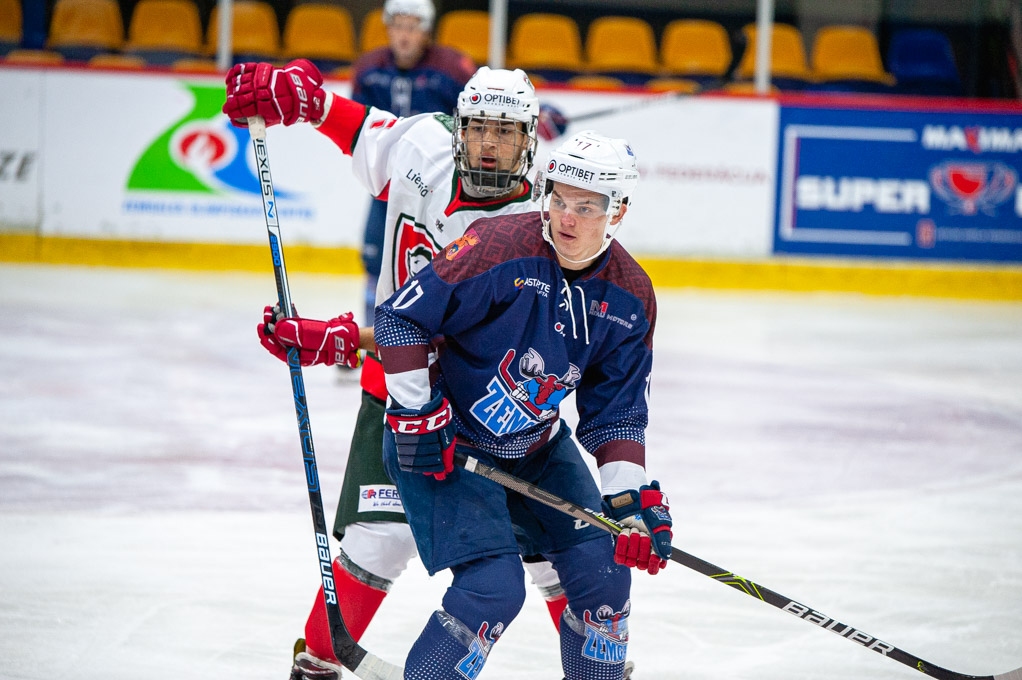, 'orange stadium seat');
4,49,65,65
567,74,626,90
170,57,220,72
0,0,22,55
359,8,388,55
734,23,812,90
645,77,701,93
206,0,280,62
47,0,124,61
88,53,146,68
660,19,731,86
507,13,584,82
436,10,488,65
811,25,896,89
124,0,203,65
584,16,659,85
282,3,356,70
